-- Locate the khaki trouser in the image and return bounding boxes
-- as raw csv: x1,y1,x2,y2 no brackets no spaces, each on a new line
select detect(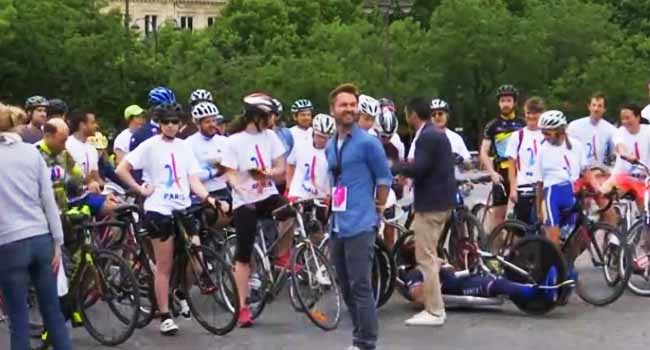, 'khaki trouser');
412,210,451,314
